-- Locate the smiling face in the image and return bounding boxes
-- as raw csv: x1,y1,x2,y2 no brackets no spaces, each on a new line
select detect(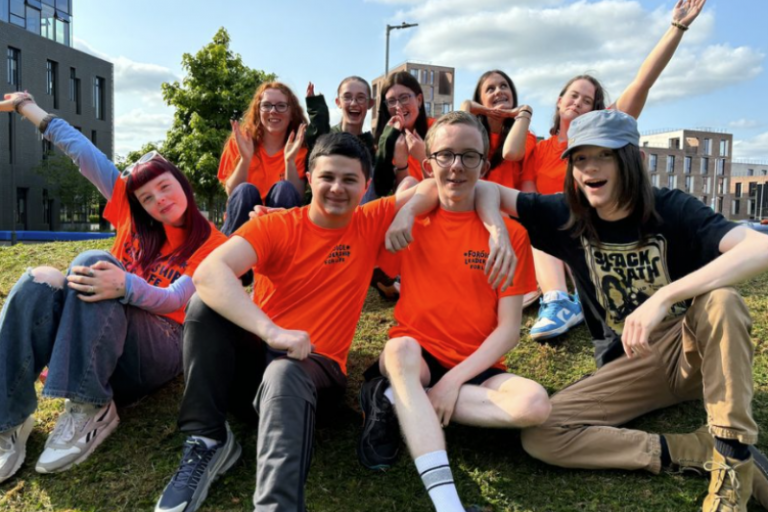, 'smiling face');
385,84,422,131
134,171,188,227
259,88,291,136
479,72,516,111
425,123,489,212
570,145,626,220
557,79,597,123
308,155,368,225
335,79,373,129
